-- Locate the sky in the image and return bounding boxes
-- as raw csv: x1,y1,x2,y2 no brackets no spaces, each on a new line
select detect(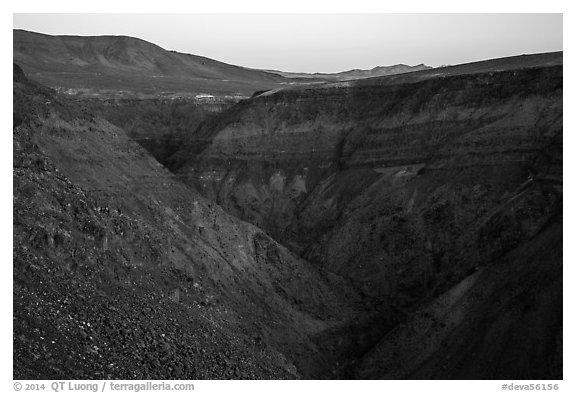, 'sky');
13,14,562,73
